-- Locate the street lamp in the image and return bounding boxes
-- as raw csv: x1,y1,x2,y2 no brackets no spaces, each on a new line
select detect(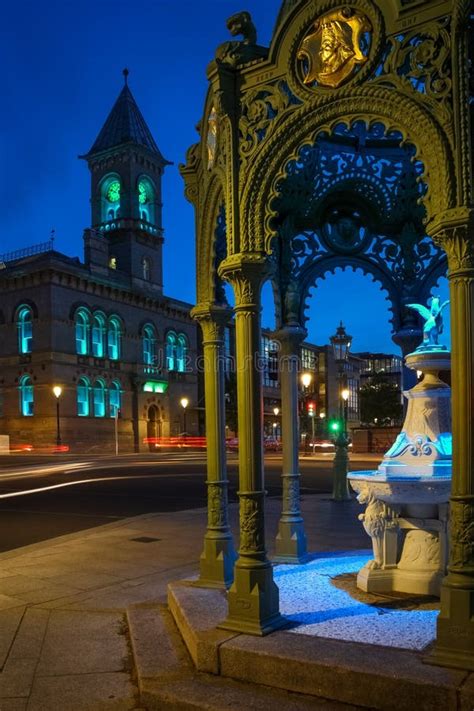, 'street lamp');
300,372,313,454
180,397,189,436
272,406,280,441
330,322,352,501
52,386,62,449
